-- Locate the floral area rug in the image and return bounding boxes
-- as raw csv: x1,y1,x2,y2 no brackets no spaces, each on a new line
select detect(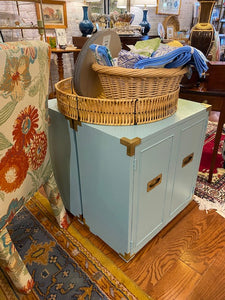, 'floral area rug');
0,192,150,300
194,121,225,218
